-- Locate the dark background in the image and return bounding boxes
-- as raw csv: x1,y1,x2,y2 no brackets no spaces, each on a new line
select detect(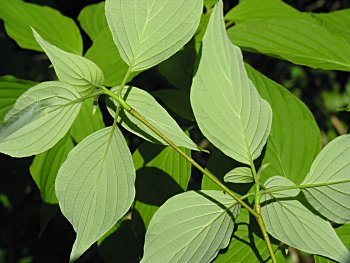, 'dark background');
0,0,349,262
